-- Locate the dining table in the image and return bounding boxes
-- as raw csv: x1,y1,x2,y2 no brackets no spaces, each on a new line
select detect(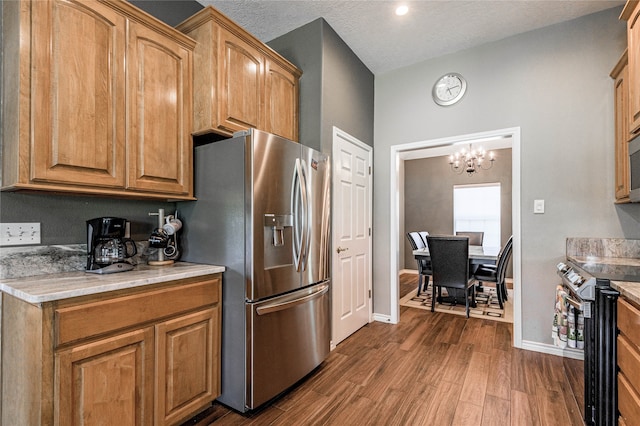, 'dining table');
412,245,499,293
413,245,499,262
